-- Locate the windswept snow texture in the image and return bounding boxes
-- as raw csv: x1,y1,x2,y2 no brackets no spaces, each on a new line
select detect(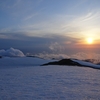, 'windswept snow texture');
0,48,25,57
0,58,100,100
